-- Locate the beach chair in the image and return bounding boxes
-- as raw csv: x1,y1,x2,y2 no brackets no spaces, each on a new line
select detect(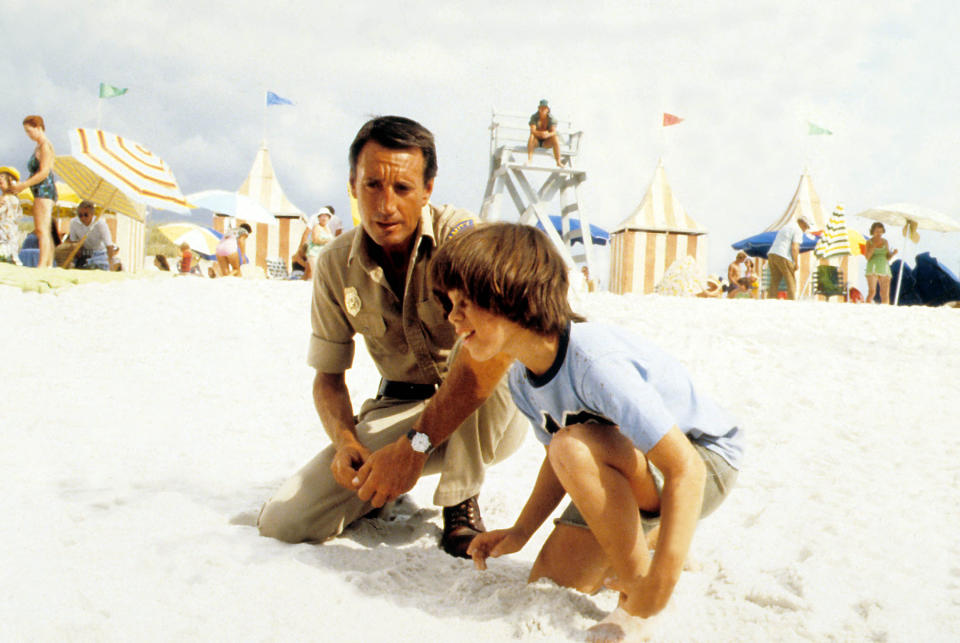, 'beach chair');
813,265,847,301
265,258,289,280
